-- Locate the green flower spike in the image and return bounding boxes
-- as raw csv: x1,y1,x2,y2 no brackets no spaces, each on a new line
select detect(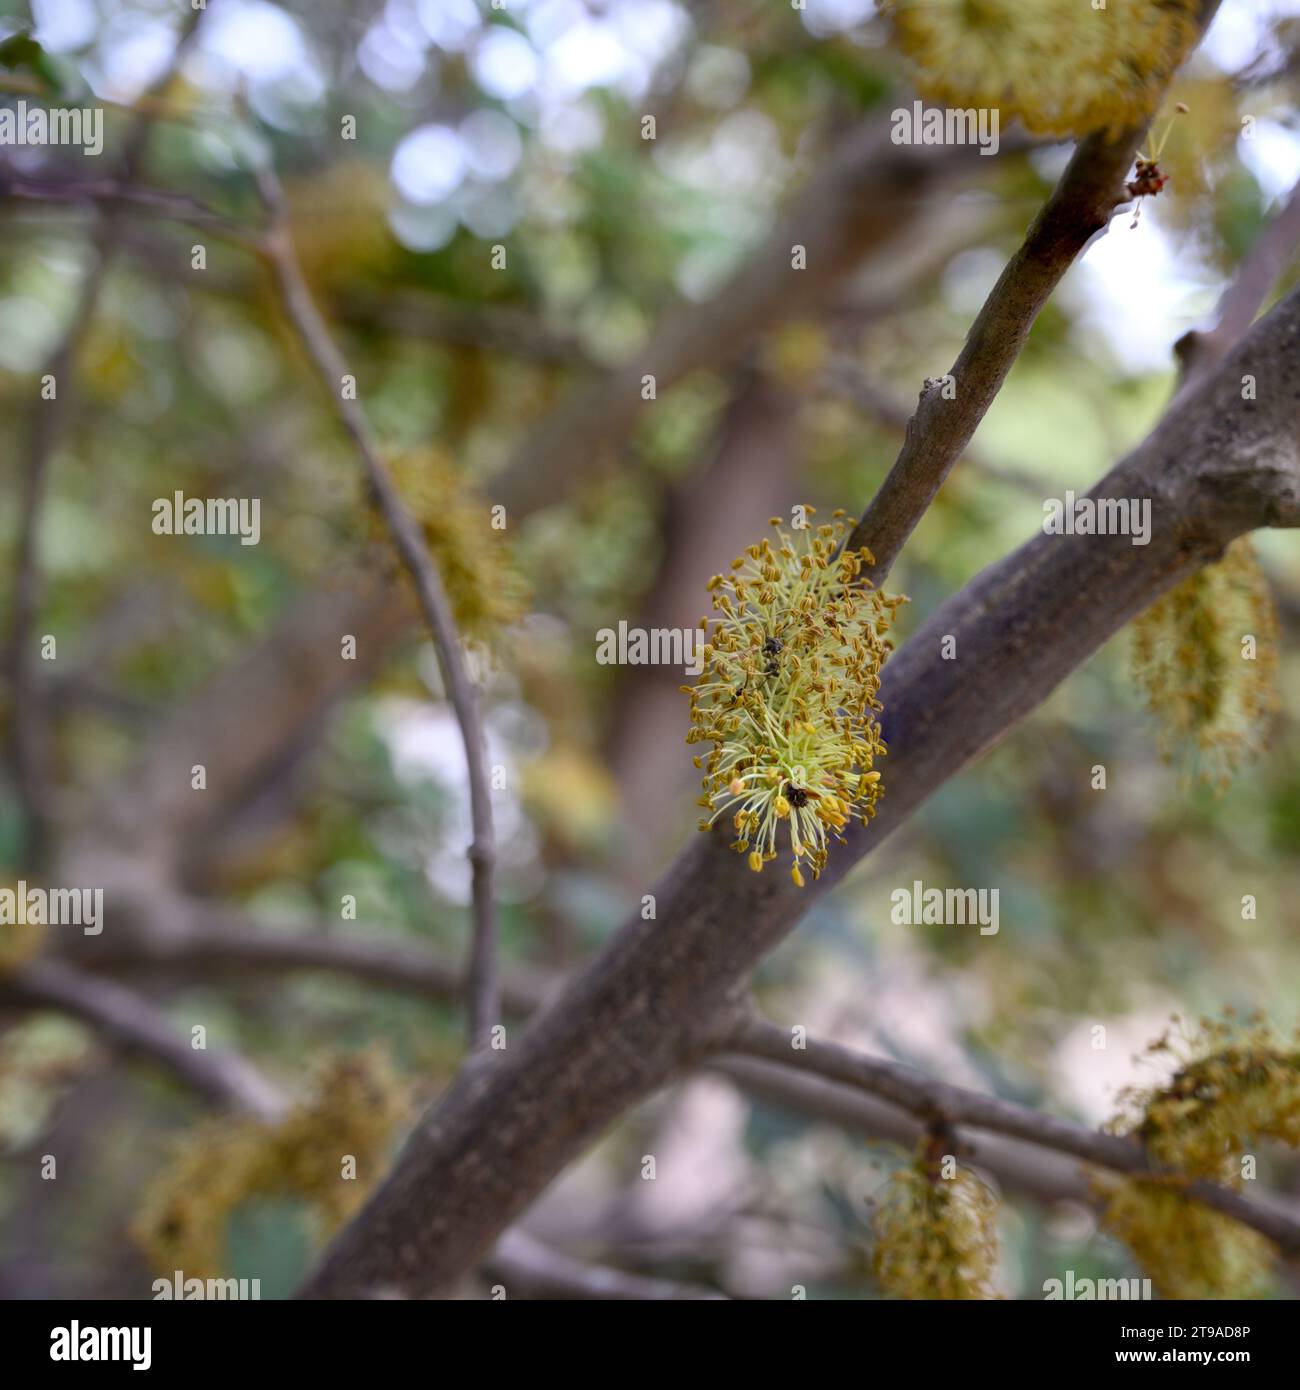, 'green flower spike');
683,509,905,886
